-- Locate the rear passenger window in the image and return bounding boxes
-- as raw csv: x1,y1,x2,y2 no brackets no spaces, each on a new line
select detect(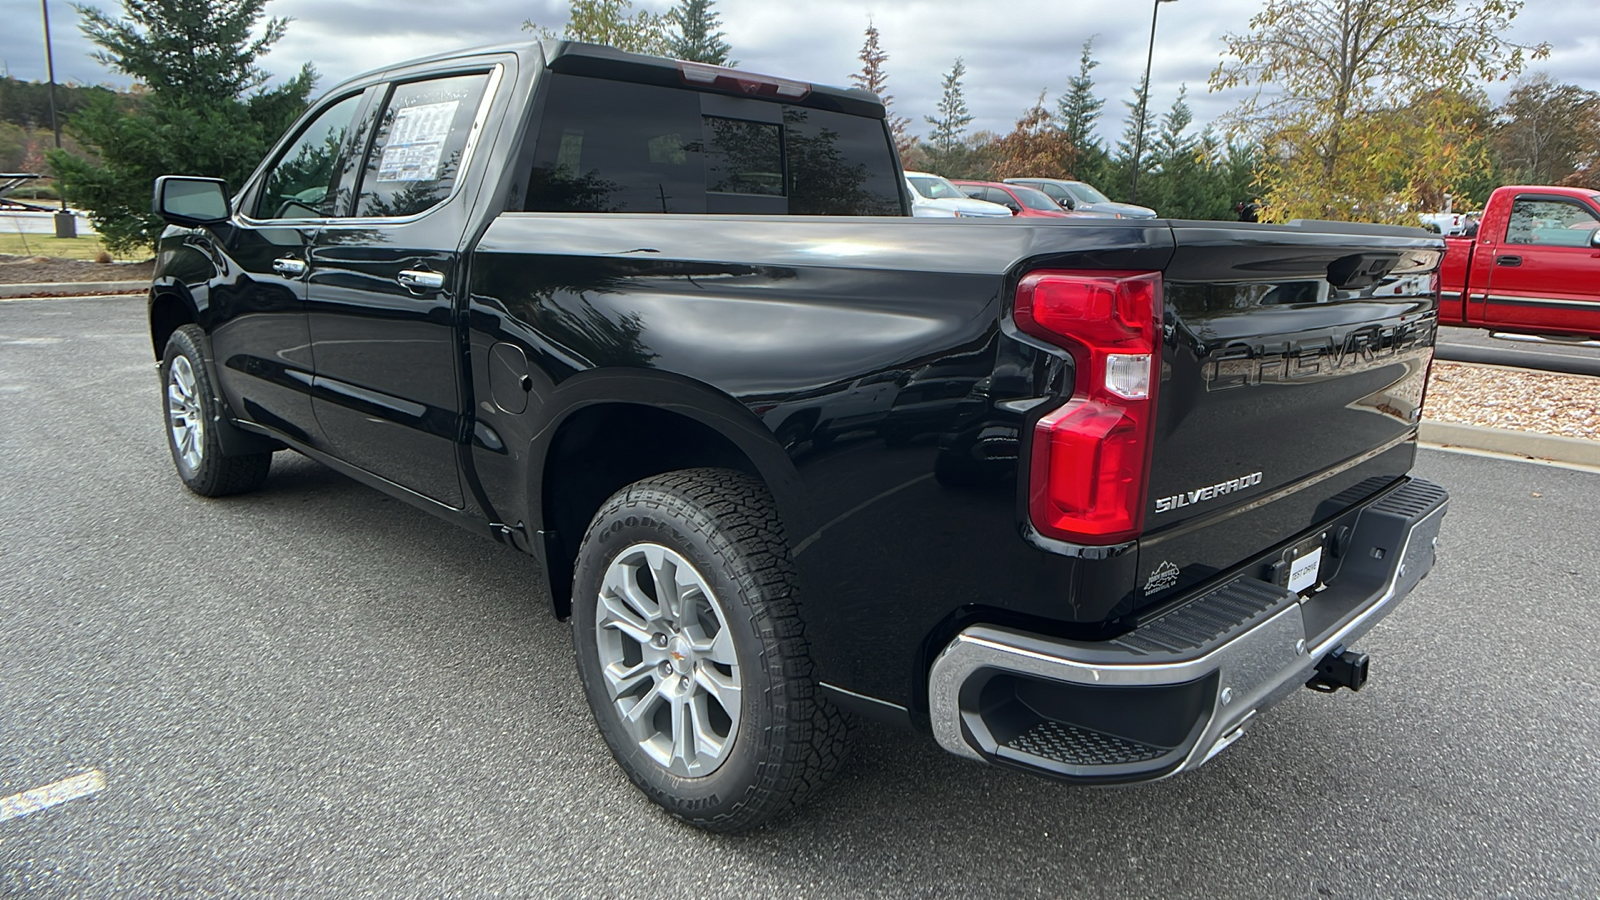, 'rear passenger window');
526,77,707,213
524,74,903,216
355,72,490,218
